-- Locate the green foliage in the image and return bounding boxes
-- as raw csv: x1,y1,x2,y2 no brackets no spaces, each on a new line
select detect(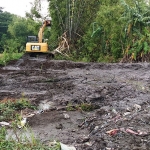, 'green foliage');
0,11,14,52
0,7,3,13
78,0,150,62
66,102,95,112
0,98,36,121
26,0,43,19
48,0,101,51
0,127,60,150
66,102,76,111
0,51,23,66
120,0,150,61
78,103,94,112
80,0,124,62
0,15,41,56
